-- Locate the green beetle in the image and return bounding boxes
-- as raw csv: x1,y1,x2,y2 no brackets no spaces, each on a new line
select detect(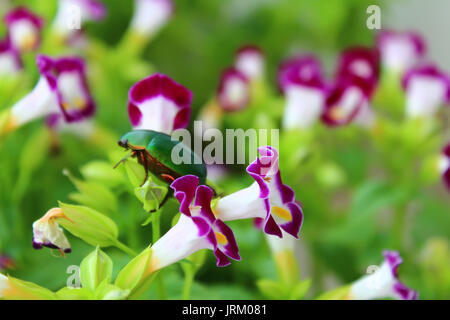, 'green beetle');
115,130,207,208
